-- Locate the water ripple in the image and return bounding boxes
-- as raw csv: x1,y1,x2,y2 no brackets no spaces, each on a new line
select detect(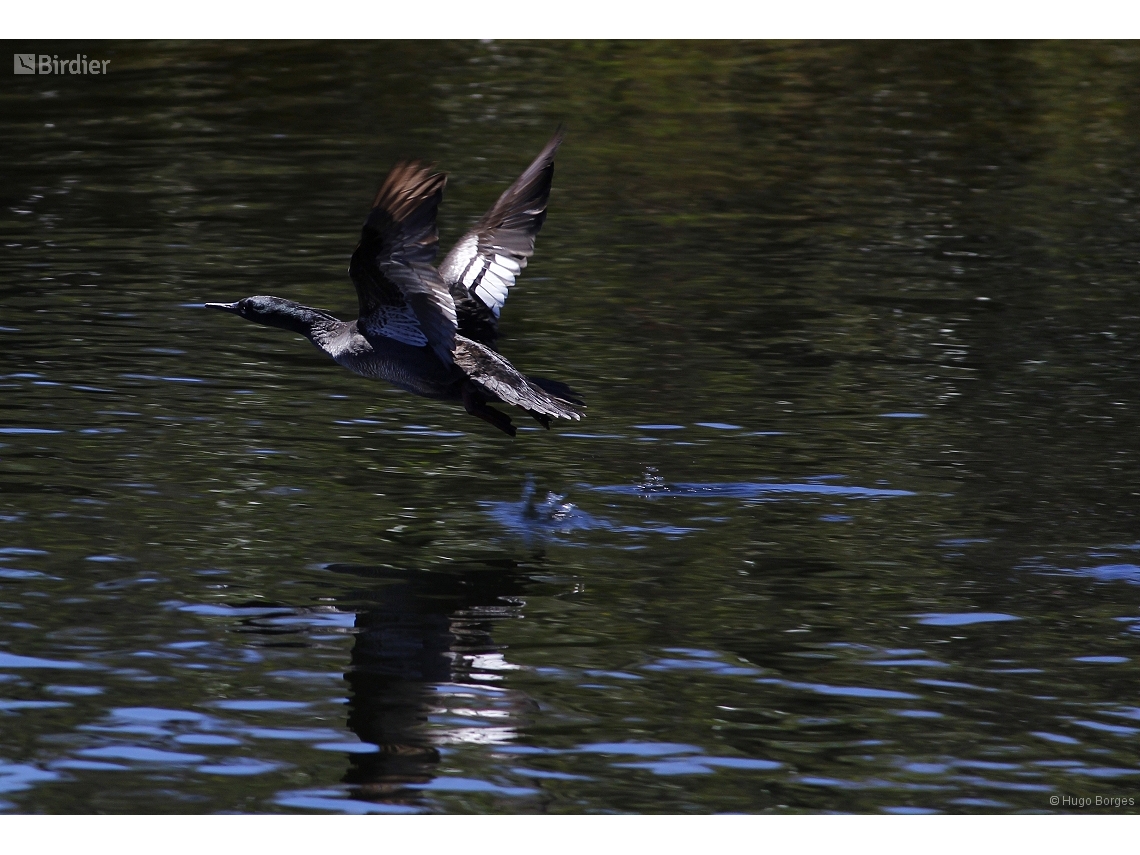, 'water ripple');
914,613,1021,627
592,479,915,500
